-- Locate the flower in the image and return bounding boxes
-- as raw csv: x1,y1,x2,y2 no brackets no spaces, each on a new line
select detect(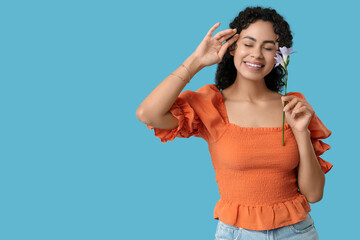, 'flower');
274,46,296,146
274,52,285,69
274,46,296,69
